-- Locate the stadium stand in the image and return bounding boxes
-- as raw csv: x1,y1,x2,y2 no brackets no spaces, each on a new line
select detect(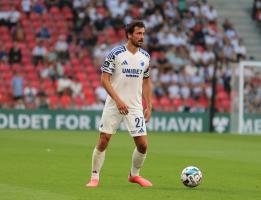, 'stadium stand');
0,0,247,112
